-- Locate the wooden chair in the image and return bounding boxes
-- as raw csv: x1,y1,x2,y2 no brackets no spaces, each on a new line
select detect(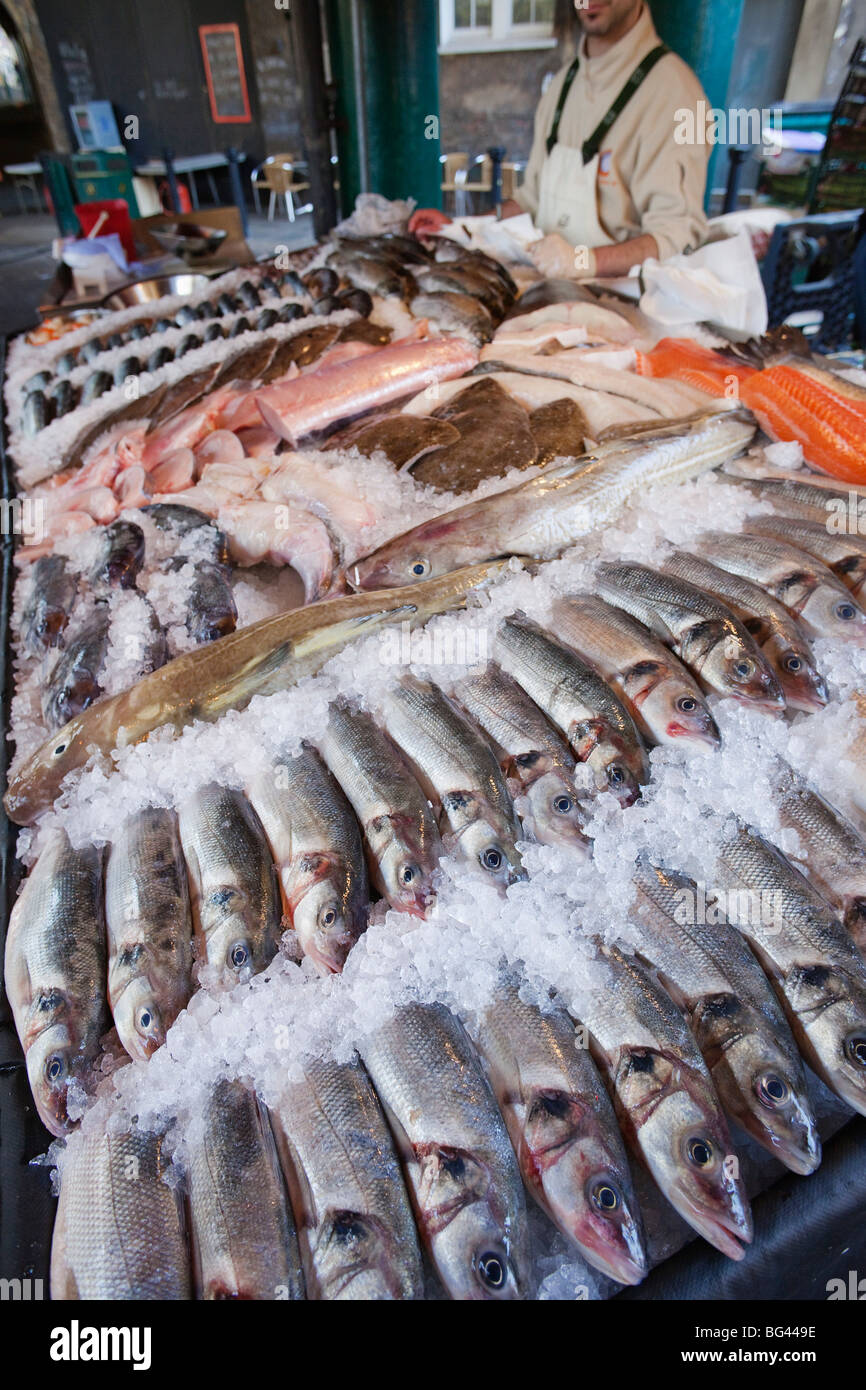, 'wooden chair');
253,157,311,222
440,152,469,214
501,162,523,202
251,154,308,218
